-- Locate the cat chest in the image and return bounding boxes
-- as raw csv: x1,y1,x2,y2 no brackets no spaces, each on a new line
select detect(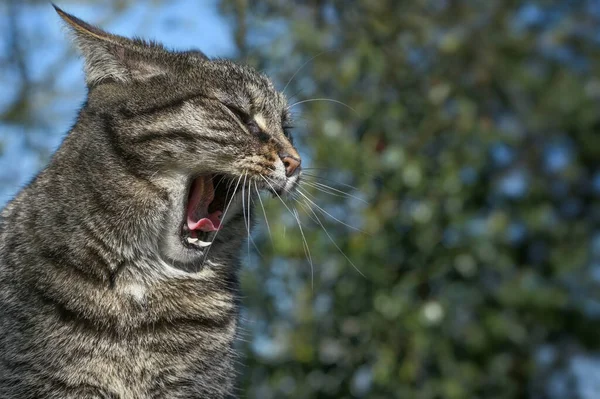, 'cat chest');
52,322,237,397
